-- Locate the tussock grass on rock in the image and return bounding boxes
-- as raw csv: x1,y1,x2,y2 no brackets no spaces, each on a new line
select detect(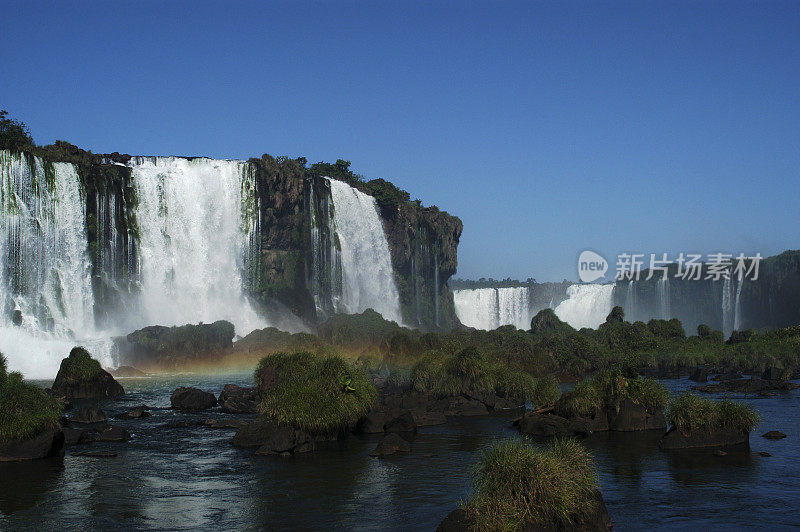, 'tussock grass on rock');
256,351,378,434
561,369,669,417
0,354,62,441
463,438,598,530
667,392,759,433
410,347,545,403
60,346,103,383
